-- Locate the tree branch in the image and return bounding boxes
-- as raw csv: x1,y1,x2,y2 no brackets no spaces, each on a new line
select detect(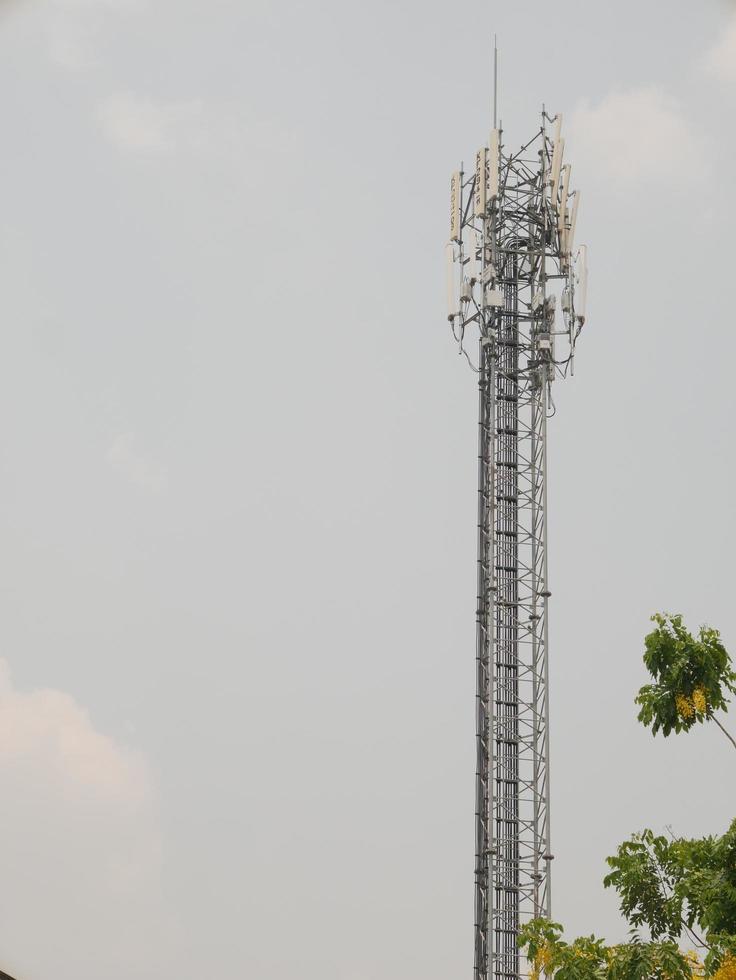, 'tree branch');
640,838,709,950
680,919,709,951
711,713,736,753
